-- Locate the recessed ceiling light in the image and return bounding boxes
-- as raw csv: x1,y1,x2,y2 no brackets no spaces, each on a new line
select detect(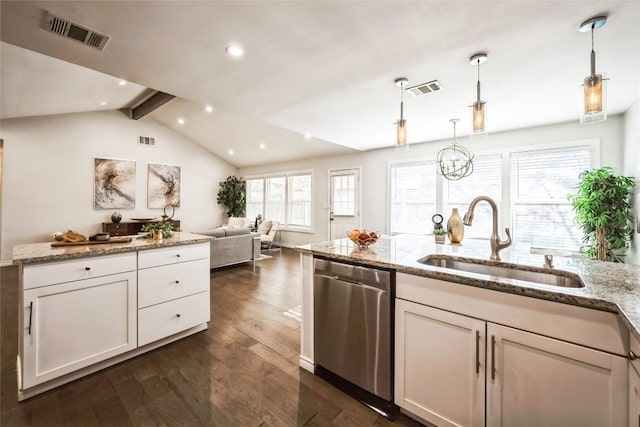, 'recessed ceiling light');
225,44,244,57
205,105,214,113
100,101,107,106
228,149,235,155
304,133,312,139
259,143,266,149
177,118,185,125
118,80,127,86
